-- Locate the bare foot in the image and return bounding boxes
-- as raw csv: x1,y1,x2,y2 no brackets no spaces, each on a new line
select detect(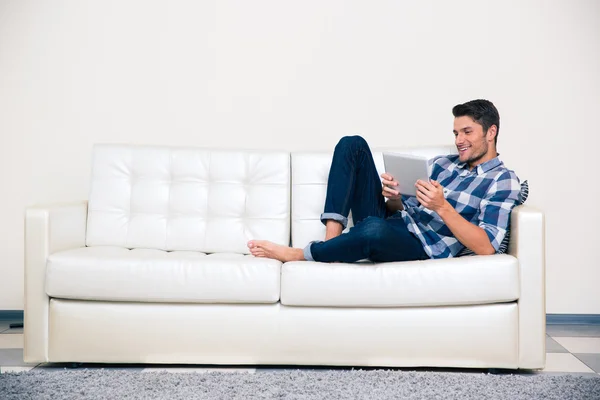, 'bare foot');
247,240,305,262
